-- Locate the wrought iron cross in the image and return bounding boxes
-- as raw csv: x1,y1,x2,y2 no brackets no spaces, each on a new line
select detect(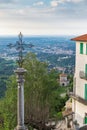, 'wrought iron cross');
8,32,34,68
